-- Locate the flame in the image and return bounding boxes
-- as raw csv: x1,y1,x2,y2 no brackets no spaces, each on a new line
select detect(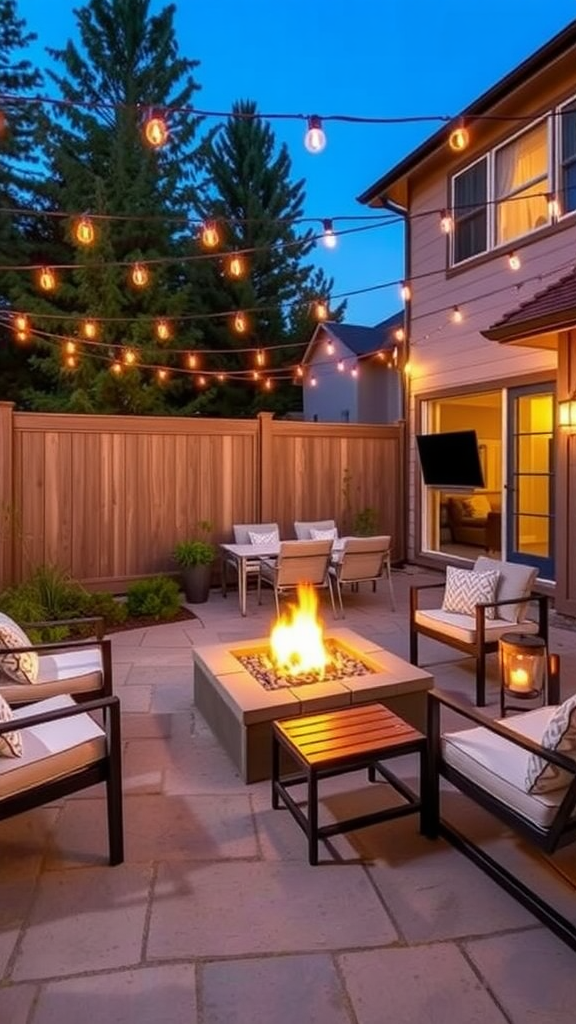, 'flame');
269,584,329,677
